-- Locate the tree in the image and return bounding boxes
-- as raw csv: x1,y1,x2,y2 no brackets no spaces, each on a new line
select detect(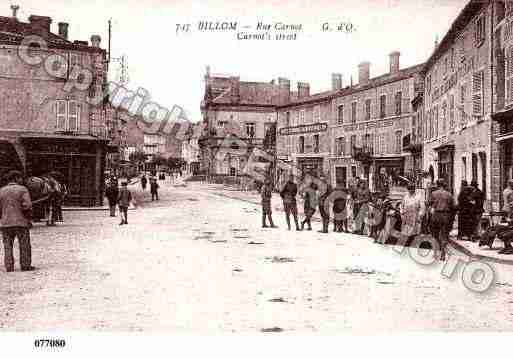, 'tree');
167,157,186,170
129,149,147,164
